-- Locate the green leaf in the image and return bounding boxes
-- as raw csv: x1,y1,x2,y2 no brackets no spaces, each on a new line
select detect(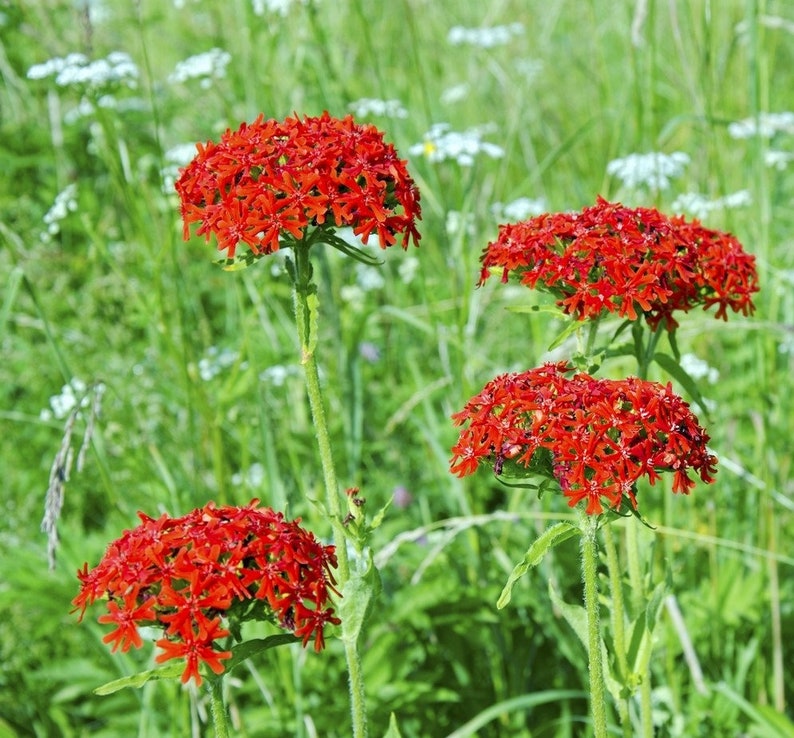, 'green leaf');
383,712,403,738
369,497,393,532
547,318,581,352
505,304,566,316
339,552,382,644
652,352,711,417
497,522,579,608
93,661,185,695
303,290,319,361
224,634,300,673
626,581,666,678
713,682,794,737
